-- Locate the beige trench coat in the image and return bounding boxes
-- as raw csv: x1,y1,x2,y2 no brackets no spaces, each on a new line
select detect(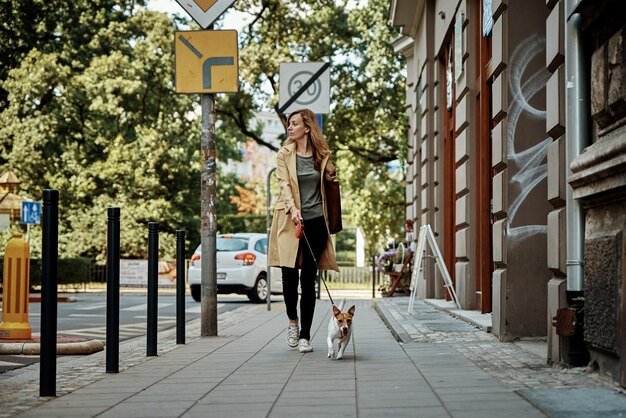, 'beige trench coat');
268,142,339,272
